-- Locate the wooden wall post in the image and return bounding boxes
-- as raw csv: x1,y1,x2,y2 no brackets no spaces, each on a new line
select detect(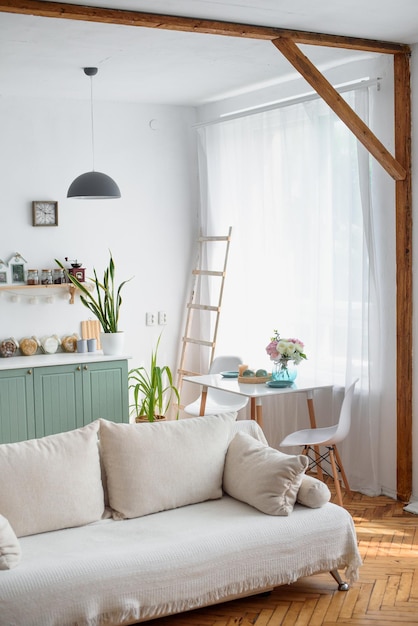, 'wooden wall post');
394,52,412,502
